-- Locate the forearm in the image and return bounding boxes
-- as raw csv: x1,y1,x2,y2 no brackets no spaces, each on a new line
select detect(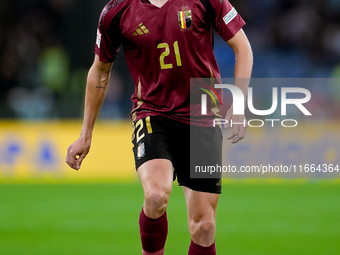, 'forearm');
234,43,253,98
227,29,253,99
80,64,110,140
224,30,253,142
235,49,252,88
